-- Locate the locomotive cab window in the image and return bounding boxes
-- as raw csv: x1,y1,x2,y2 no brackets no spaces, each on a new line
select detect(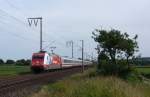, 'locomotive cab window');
32,56,44,59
